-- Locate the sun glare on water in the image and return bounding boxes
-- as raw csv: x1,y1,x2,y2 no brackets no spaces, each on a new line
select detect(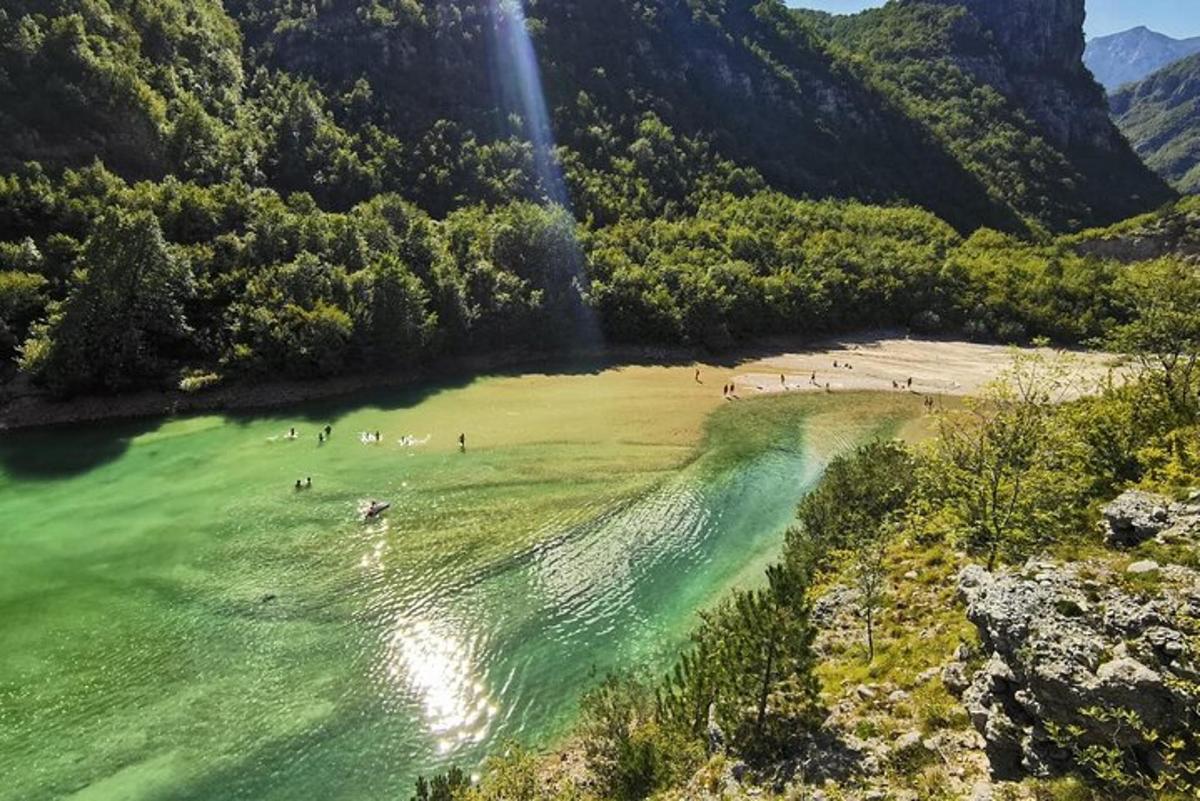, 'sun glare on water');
383,620,497,754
